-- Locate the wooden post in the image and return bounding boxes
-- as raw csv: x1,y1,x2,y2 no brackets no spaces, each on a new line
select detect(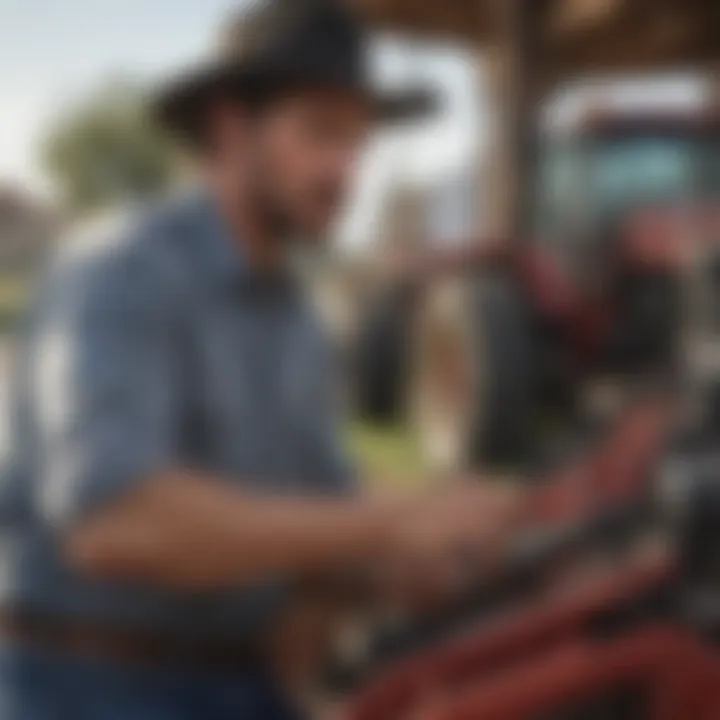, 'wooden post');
483,0,548,241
